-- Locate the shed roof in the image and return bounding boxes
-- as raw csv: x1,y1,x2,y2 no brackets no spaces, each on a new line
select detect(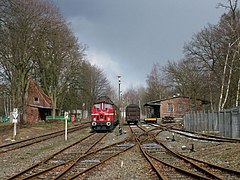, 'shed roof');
144,96,210,107
144,100,160,107
160,96,209,104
